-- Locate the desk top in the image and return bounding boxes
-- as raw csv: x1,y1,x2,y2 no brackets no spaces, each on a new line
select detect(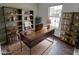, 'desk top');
20,27,54,41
